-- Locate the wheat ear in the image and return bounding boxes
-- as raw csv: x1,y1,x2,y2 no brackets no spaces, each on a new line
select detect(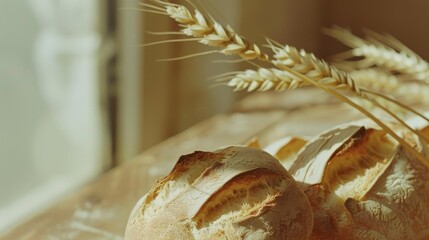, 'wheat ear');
142,0,429,168
218,68,310,92
350,69,429,105
325,26,429,84
143,0,269,61
268,42,355,91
